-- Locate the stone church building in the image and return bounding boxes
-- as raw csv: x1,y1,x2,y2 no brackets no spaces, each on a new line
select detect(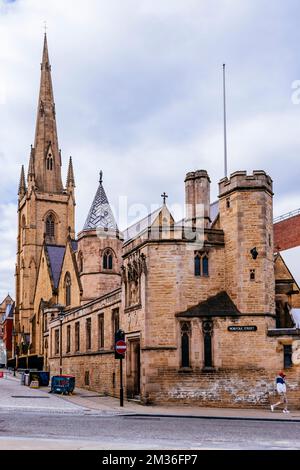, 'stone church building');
13,35,300,407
